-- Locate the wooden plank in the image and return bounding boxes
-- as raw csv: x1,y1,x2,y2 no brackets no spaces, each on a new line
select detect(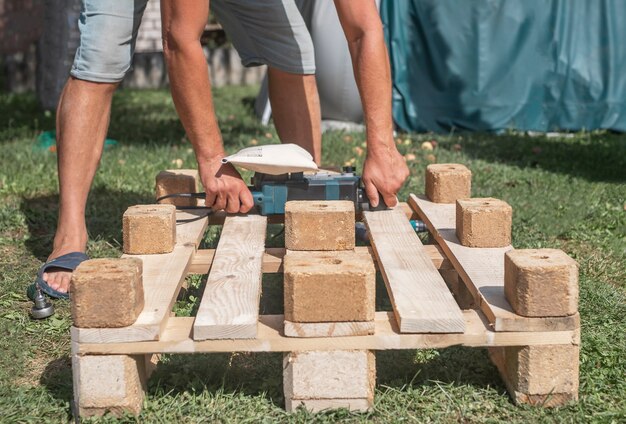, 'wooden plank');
193,215,267,340
76,310,580,354
363,208,465,333
72,212,207,343
175,209,209,247
188,245,452,275
206,202,415,225
409,194,580,332
284,320,375,337
72,244,195,343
